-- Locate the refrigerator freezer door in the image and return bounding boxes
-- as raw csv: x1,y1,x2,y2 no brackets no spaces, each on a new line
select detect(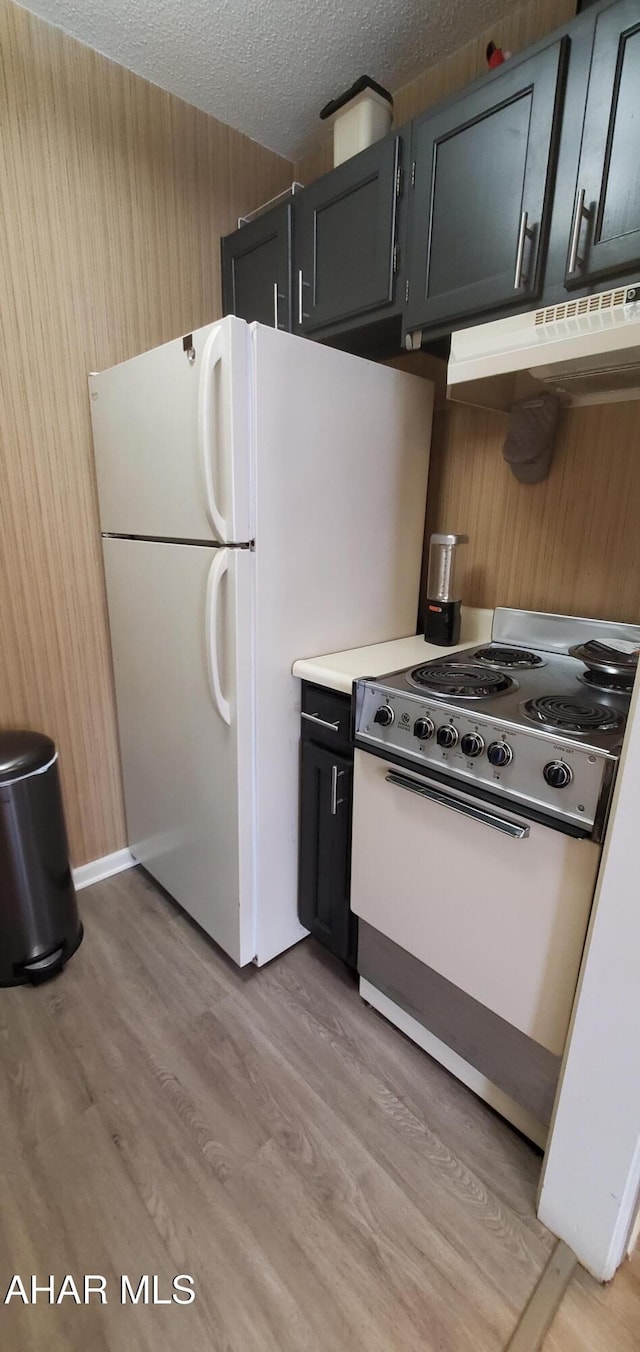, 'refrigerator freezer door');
90,317,252,544
102,536,256,965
